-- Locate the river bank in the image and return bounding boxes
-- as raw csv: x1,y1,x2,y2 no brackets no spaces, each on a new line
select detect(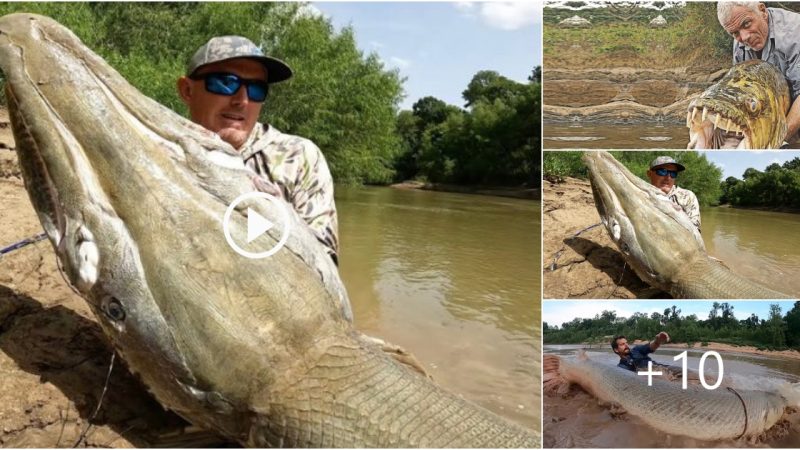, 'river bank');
660,341,800,361
390,180,540,200
717,203,800,215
